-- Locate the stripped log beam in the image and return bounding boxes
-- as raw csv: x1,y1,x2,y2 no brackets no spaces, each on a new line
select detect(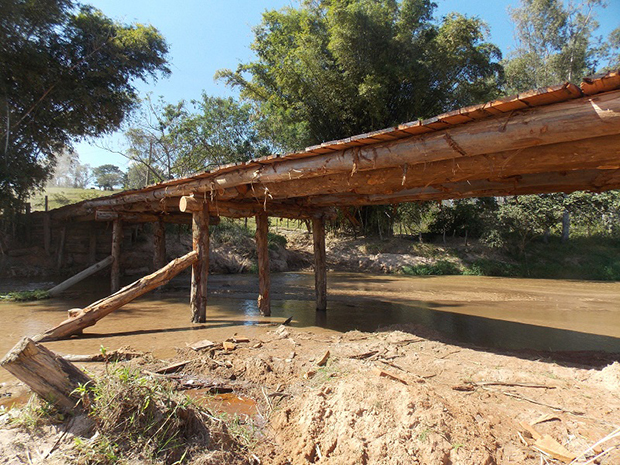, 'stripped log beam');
247,134,620,201
301,168,620,206
33,250,198,342
45,90,620,212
